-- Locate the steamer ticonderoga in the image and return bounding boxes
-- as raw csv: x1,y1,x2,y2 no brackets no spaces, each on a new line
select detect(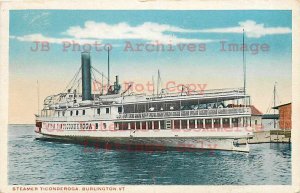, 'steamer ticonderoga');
35,52,254,152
